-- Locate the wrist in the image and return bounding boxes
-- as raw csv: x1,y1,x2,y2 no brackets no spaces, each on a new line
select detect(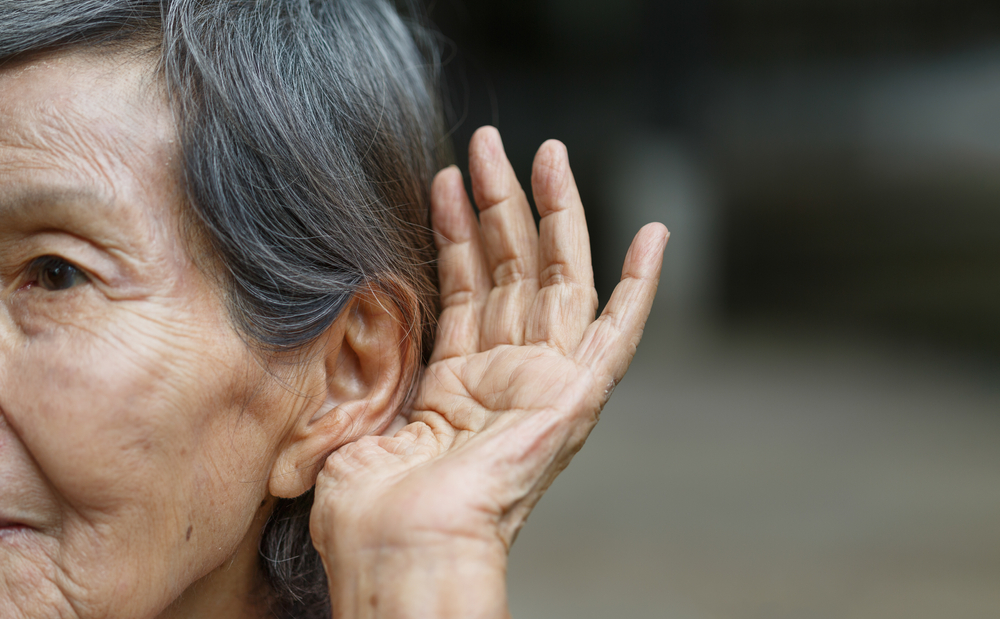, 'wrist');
322,535,511,619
